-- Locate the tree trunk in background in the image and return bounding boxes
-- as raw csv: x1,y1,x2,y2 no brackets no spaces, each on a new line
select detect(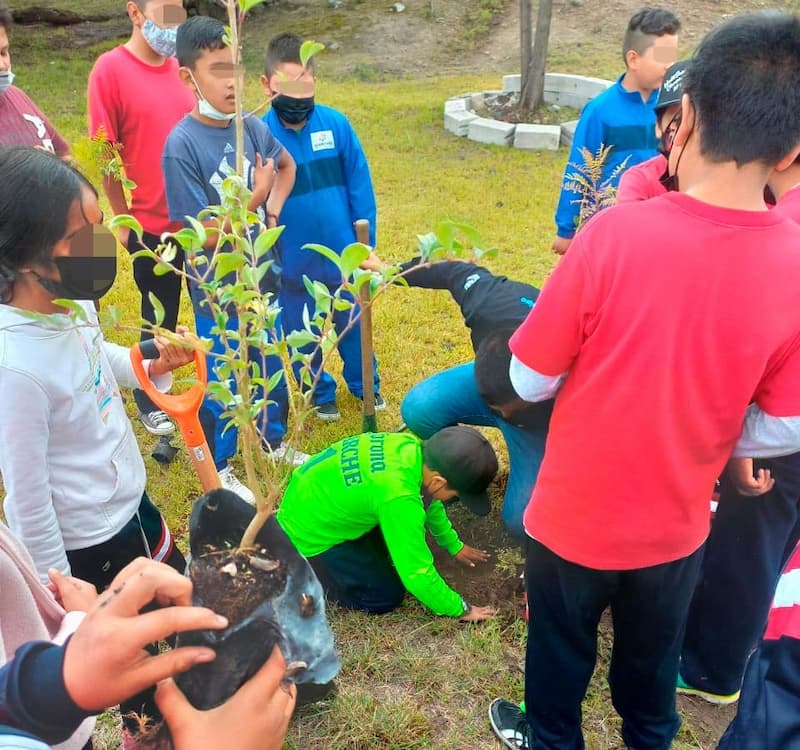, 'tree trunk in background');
519,0,533,108
520,0,554,112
